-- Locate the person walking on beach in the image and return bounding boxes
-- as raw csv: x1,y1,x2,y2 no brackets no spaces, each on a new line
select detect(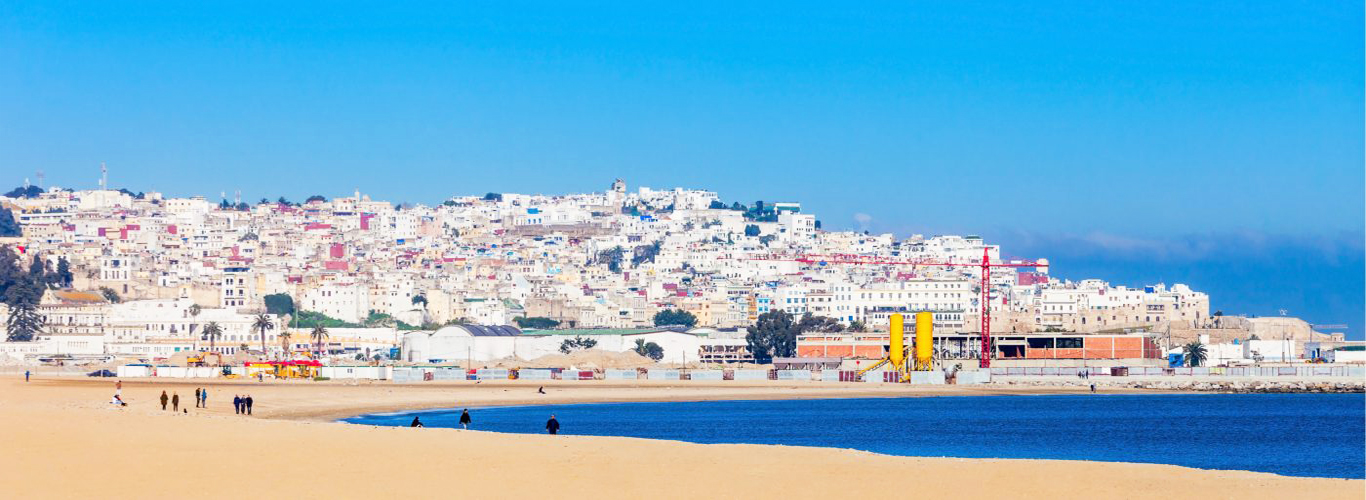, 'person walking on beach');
459,409,471,429
233,395,242,414
194,388,201,408
245,394,254,415
160,391,169,411
1090,383,1097,394
410,416,424,427
545,414,560,435
25,370,30,382
172,392,180,412
201,388,208,408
